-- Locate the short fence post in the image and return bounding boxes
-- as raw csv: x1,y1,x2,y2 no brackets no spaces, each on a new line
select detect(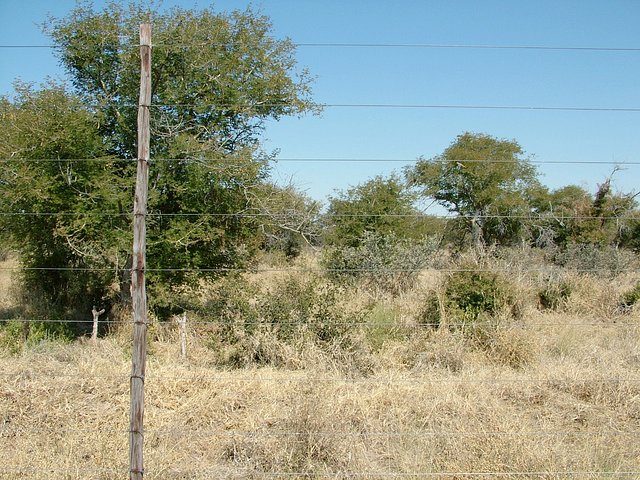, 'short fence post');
178,313,187,360
91,306,105,342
